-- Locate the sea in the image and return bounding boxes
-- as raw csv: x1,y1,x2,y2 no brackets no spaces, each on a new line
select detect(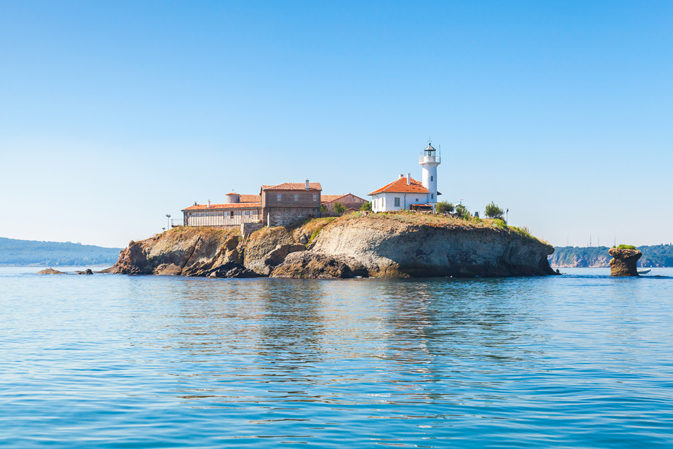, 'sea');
1,267,672,448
